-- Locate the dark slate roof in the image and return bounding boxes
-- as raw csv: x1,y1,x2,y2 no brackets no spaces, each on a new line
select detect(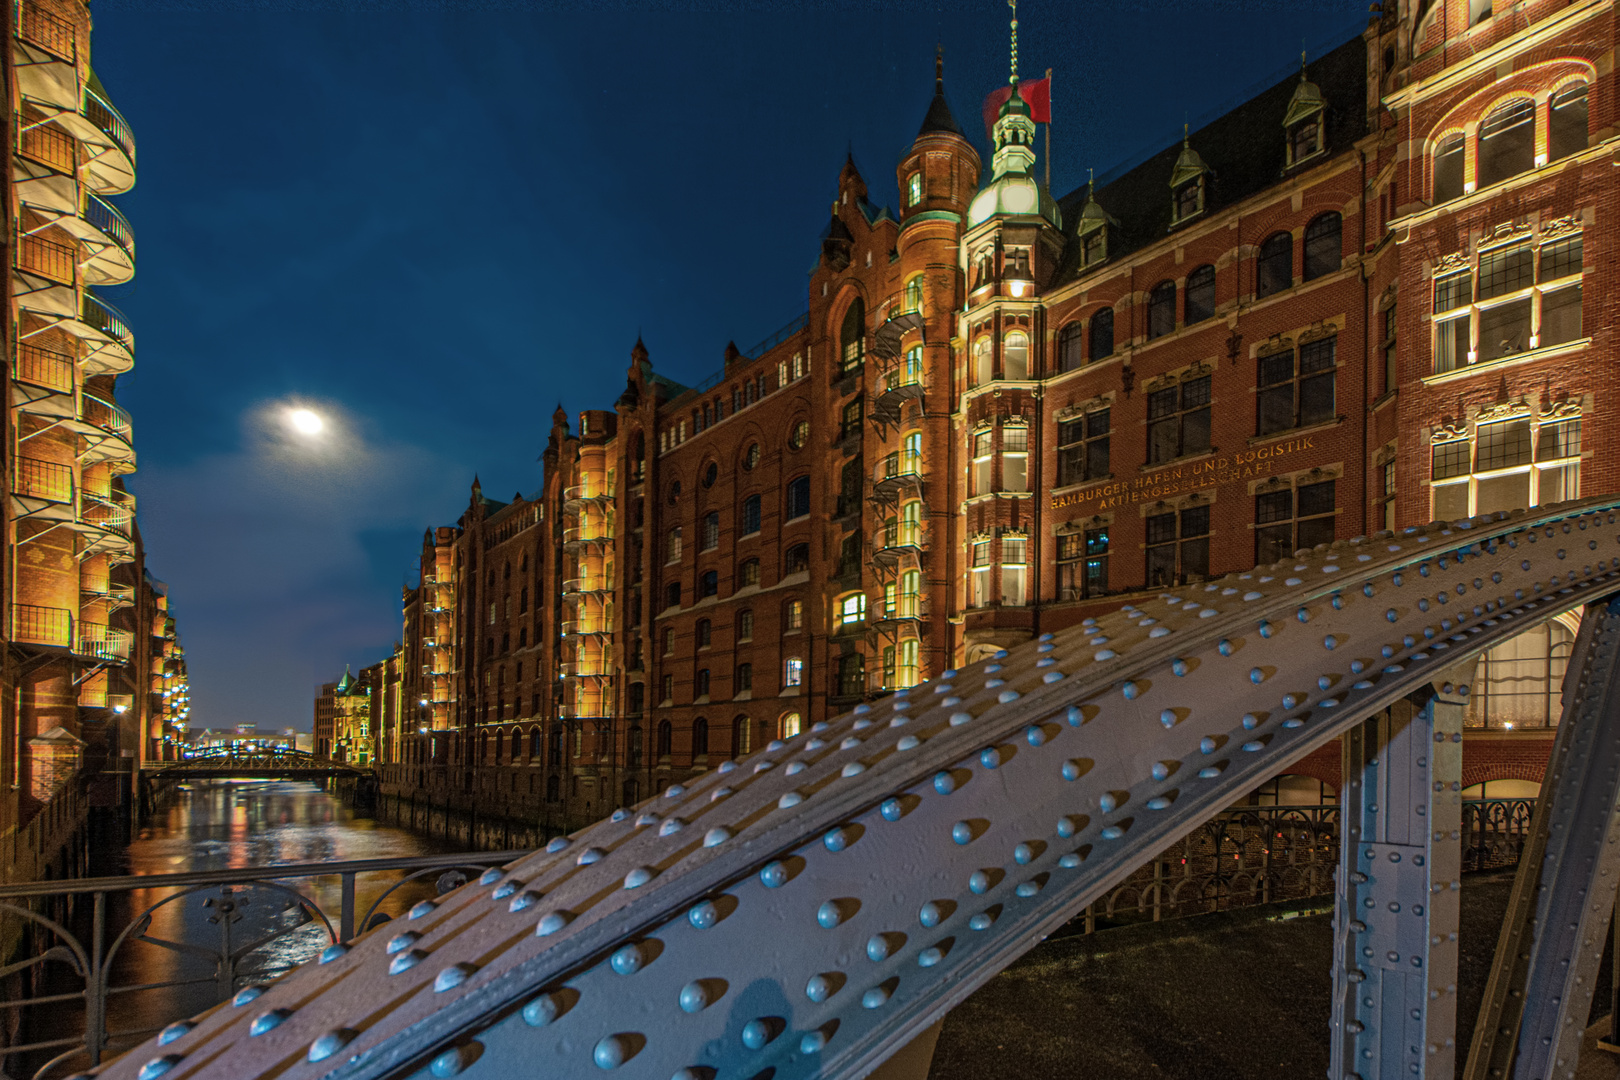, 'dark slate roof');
1051,35,1368,287
918,90,964,137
